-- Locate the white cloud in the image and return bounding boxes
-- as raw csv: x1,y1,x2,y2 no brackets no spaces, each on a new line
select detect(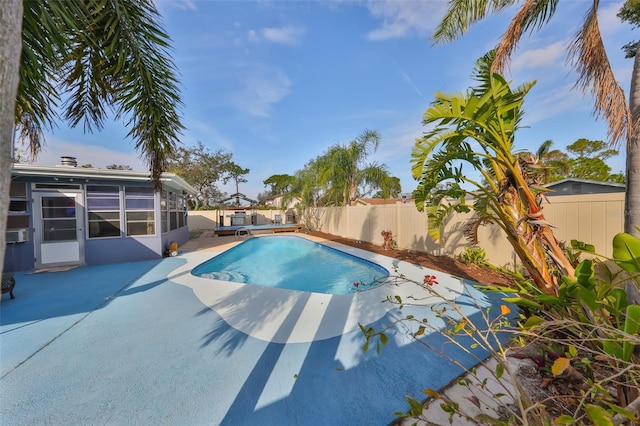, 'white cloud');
232,67,292,117
183,120,235,152
522,82,587,127
512,41,565,73
29,137,147,170
155,0,196,12
364,0,446,41
598,1,627,35
247,26,306,45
